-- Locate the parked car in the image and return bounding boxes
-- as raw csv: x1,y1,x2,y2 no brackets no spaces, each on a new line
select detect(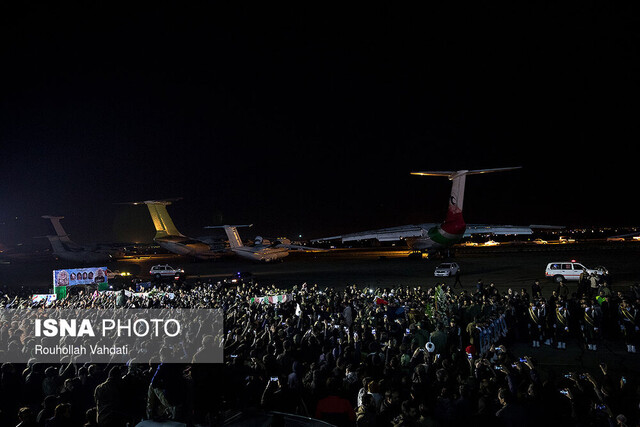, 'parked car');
434,262,460,277
105,269,131,280
544,261,608,282
558,236,576,243
149,264,185,279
